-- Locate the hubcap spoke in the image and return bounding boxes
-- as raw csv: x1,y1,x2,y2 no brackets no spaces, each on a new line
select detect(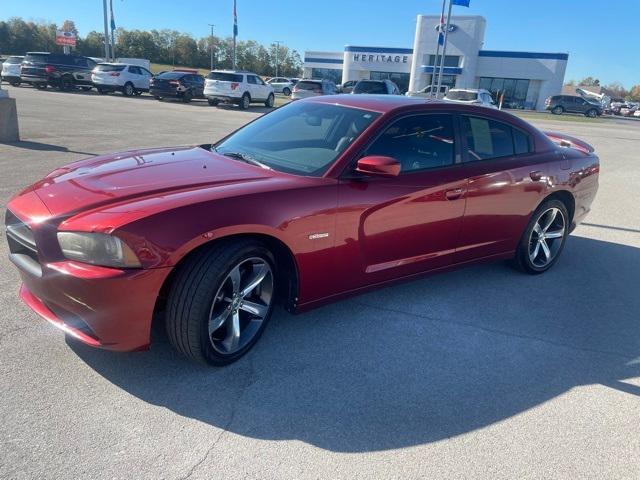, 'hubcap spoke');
533,223,543,236
209,309,230,336
222,311,241,352
529,241,541,263
541,208,558,232
241,263,269,297
240,300,268,318
540,239,551,262
229,266,241,295
545,229,564,239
